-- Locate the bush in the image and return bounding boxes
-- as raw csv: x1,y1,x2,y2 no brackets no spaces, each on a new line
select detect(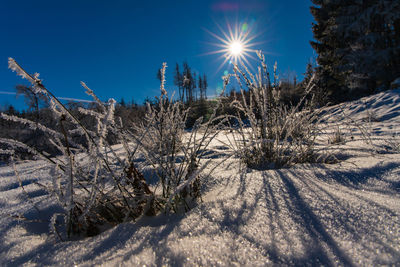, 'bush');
2,59,228,239
227,52,322,169
135,63,230,212
328,127,346,144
